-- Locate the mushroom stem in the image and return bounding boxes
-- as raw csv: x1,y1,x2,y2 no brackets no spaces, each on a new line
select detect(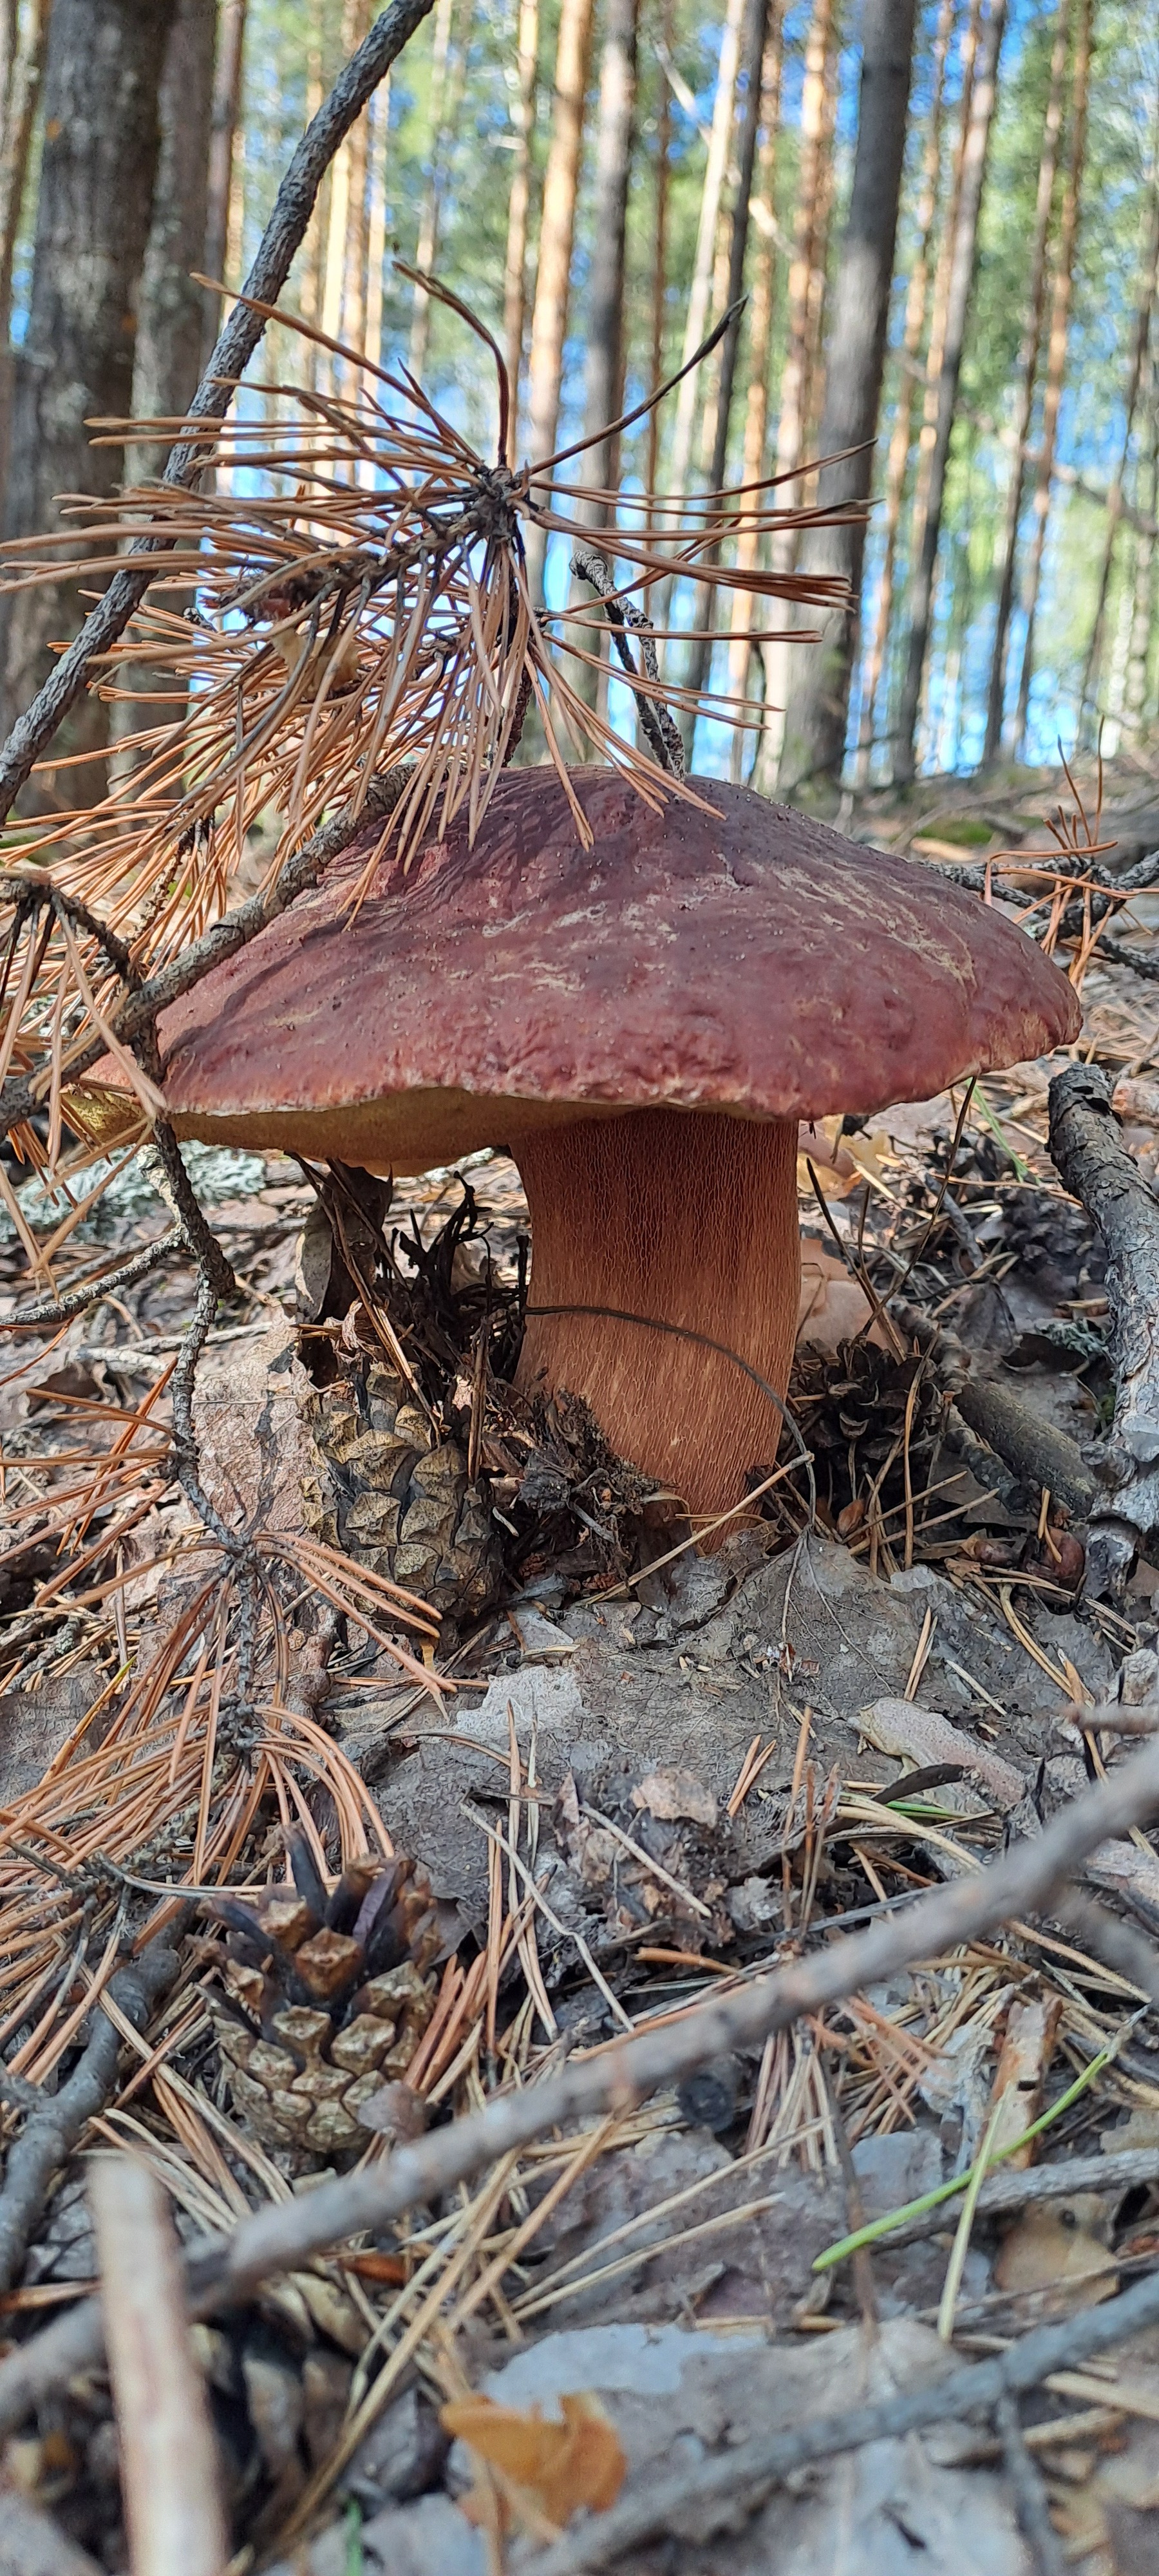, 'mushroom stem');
511,1108,801,1520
